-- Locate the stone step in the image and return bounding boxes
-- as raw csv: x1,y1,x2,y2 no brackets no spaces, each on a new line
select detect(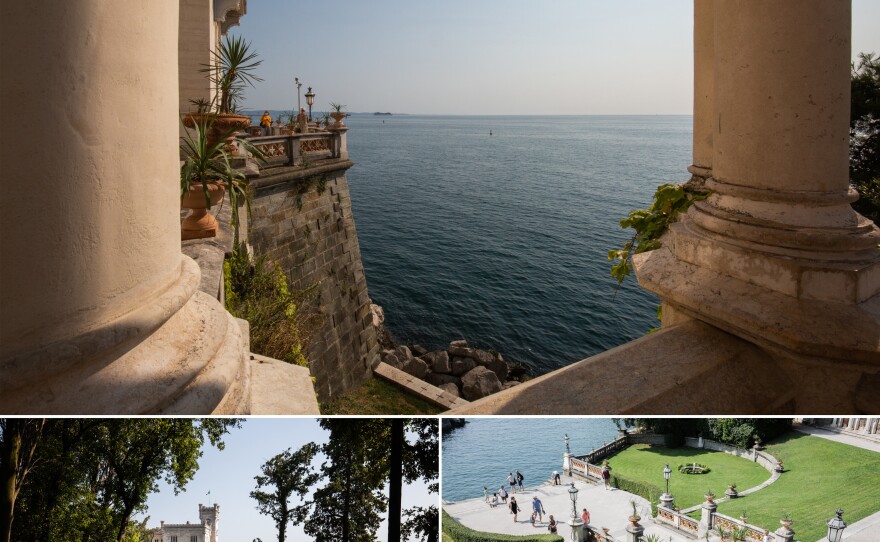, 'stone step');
374,362,470,411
